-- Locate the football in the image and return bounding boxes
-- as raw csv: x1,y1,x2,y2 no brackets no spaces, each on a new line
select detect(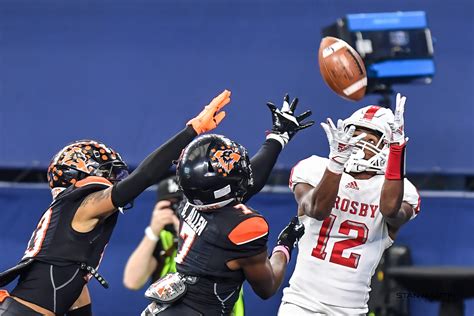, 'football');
318,36,367,101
